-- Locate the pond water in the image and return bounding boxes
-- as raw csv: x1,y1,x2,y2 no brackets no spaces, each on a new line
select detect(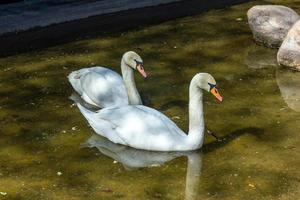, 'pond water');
0,0,300,199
